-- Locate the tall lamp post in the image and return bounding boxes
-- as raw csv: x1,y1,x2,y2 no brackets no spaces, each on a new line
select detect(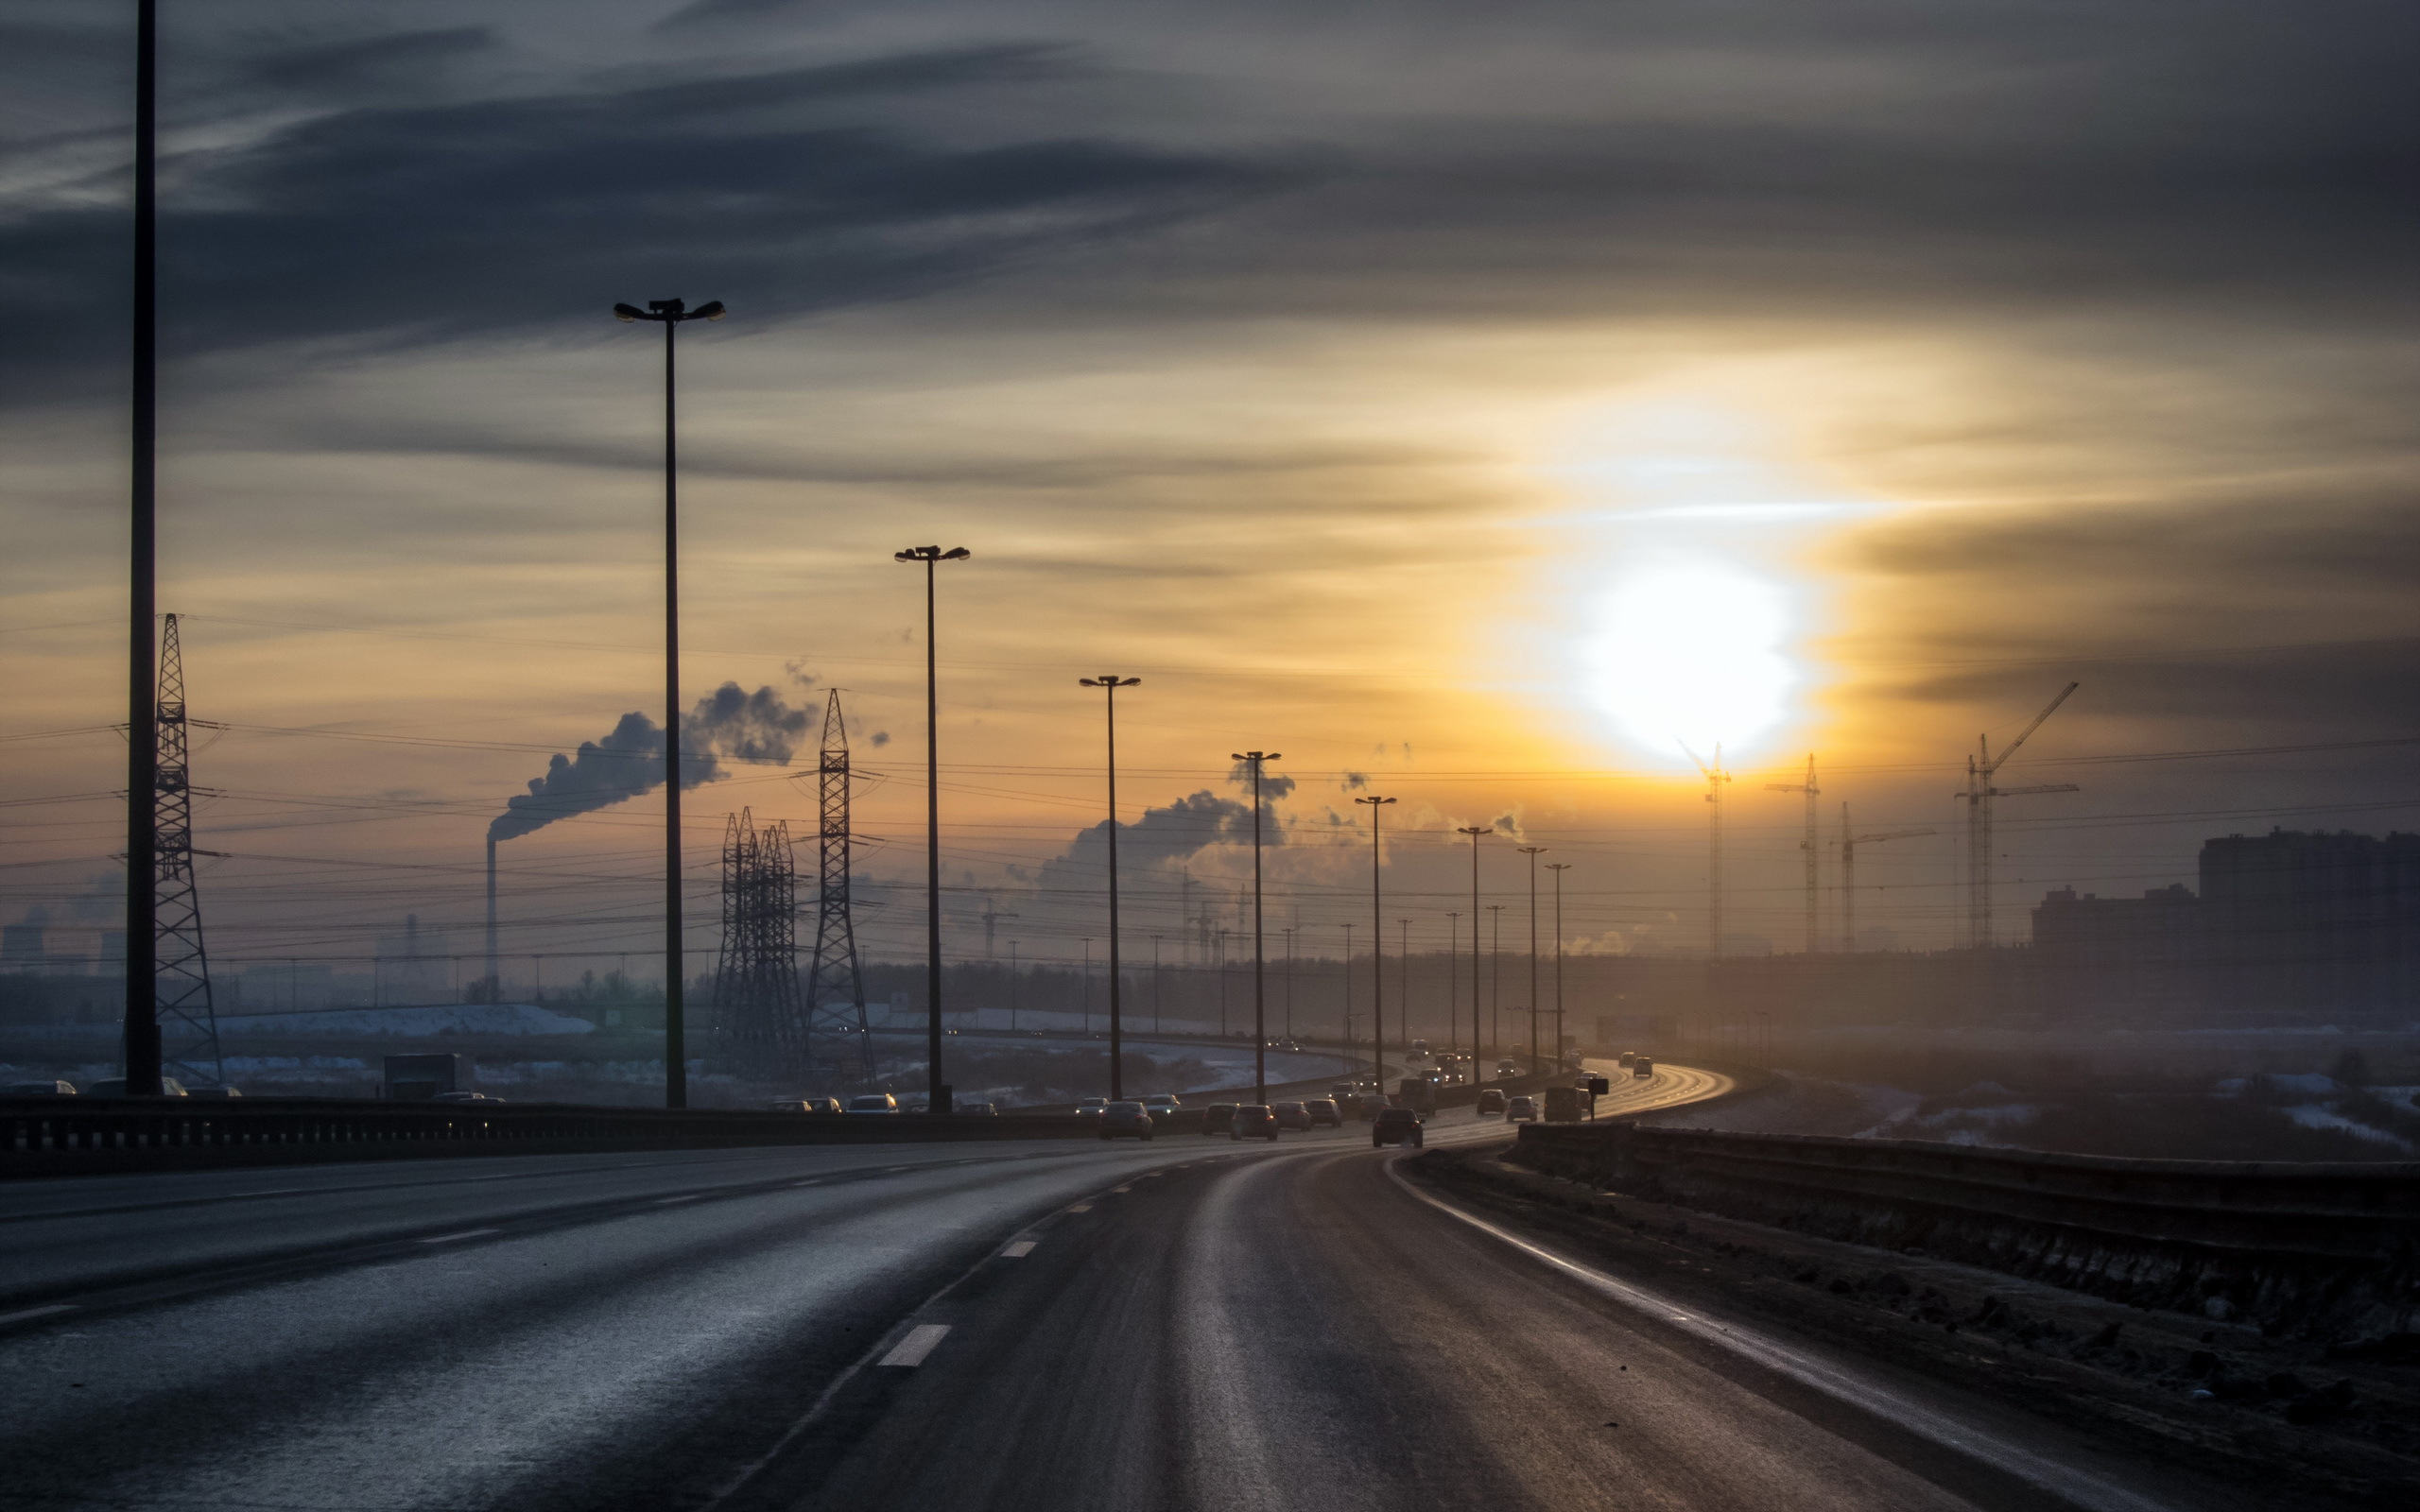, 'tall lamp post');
1355,795,1395,1095
1233,750,1281,1103
614,295,726,1108
1084,675,1142,1097
1547,863,1571,1068
124,0,162,1095
1457,826,1488,1079
1518,846,1547,1074
895,543,971,1113
1446,912,1461,1080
